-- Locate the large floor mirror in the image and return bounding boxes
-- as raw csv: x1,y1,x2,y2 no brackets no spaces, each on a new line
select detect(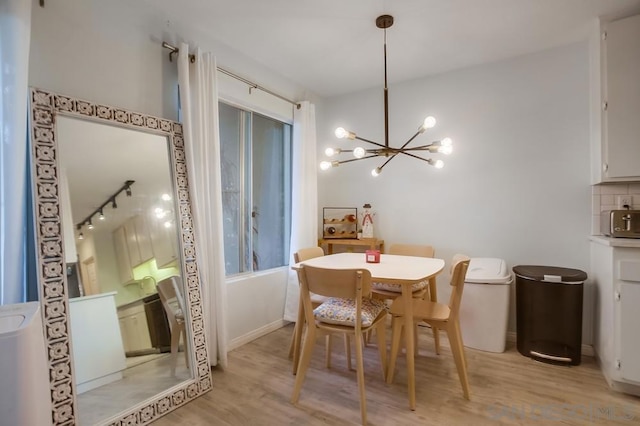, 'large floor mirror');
29,88,211,425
